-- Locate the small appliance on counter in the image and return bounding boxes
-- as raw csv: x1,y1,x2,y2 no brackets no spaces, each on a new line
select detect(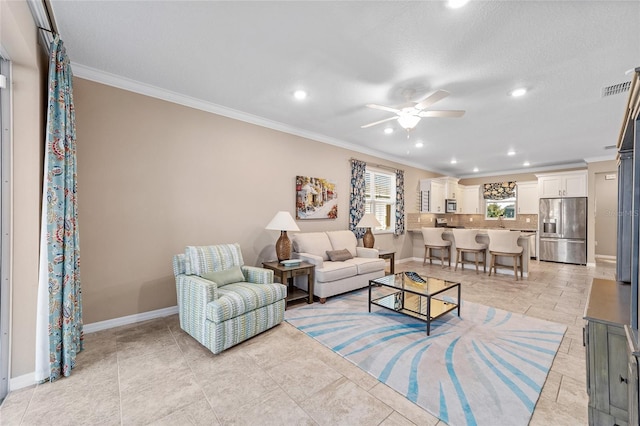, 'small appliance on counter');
435,218,465,229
